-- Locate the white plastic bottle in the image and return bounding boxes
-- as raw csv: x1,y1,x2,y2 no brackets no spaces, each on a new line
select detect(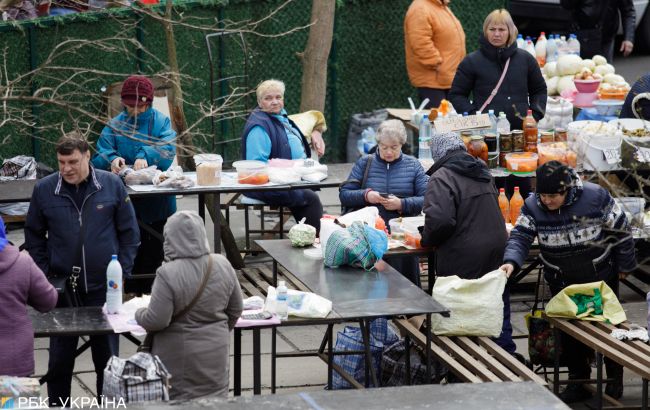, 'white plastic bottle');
567,33,581,56
535,32,547,66
276,281,288,320
546,34,558,63
488,109,498,134
525,39,536,58
497,112,511,134
516,34,524,49
557,35,567,57
106,255,123,314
